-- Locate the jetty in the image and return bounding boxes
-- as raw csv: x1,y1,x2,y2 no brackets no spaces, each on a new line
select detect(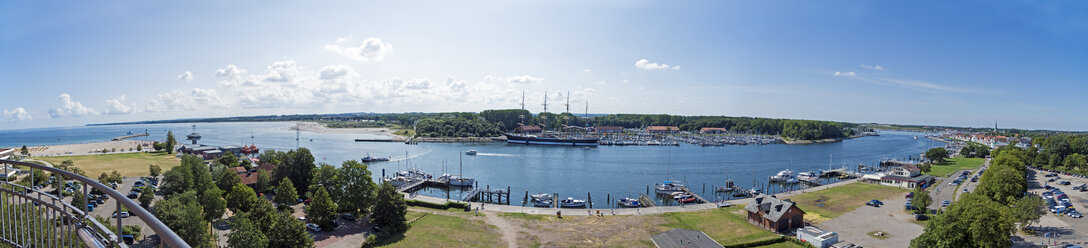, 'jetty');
819,168,862,178
111,133,149,141
354,138,407,142
679,187,709,204
459,185,511,205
